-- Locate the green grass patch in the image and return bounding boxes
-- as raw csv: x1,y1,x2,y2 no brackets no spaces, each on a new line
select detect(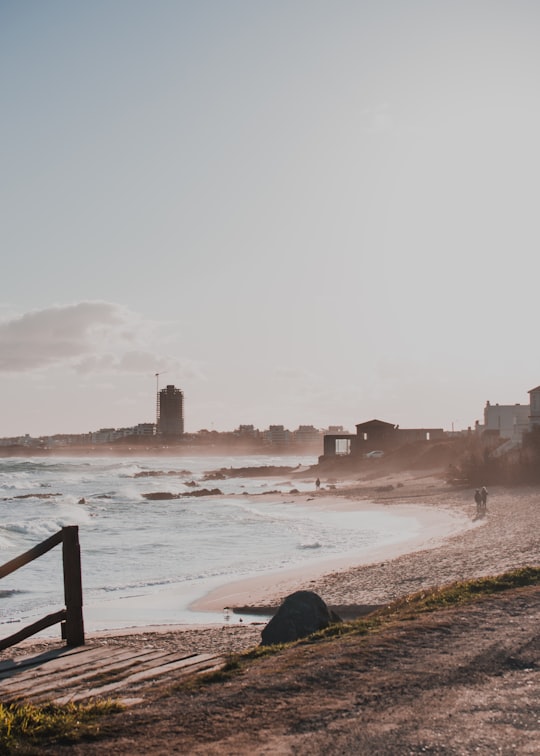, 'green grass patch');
0,699,123,753
313,565,540,641
174,567,540,695
184,566,539,692
390,565,540,615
